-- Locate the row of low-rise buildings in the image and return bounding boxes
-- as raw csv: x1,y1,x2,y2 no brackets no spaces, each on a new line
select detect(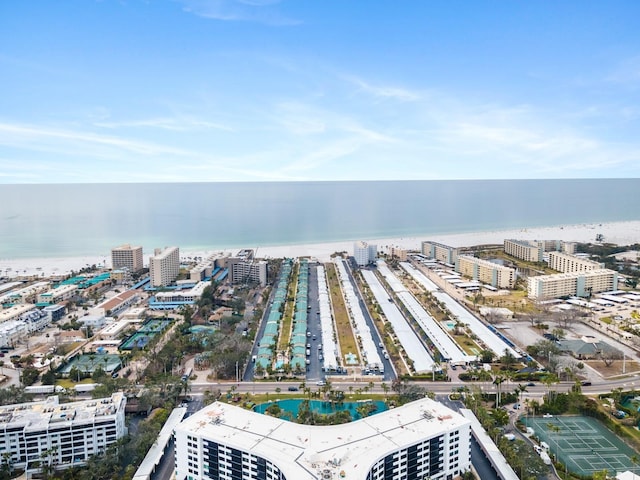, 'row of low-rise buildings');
0,304,65,348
